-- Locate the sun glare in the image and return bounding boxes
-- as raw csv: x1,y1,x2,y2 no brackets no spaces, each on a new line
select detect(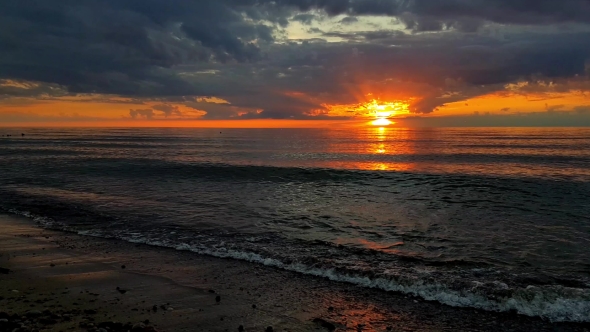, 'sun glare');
316,97,410,124
361,99,409,126
365,100,408,117
372,118,392,126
